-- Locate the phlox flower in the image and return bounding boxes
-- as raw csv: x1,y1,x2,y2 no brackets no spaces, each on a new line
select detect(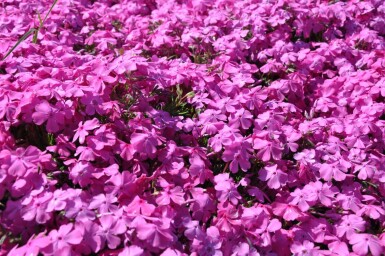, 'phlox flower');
42,223,83,255
86,66,116,94
290,240,319,256
96,215,126,250
156,186,185,206
72,118,100,144
87,125,116,150
288,187,317,211
222,140,252,173
32,101,65,133
214,173,241,205
119,245,144,256
8,233,51,256
135,217,176,249
259,165,288,189
349,233,383,256
336,214,366,239
130,129,163,157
